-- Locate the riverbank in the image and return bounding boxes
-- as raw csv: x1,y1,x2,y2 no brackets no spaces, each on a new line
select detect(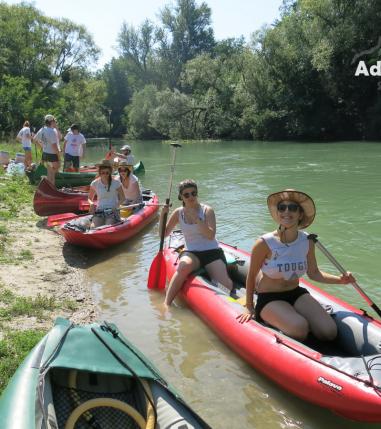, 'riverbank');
0,154,96,393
